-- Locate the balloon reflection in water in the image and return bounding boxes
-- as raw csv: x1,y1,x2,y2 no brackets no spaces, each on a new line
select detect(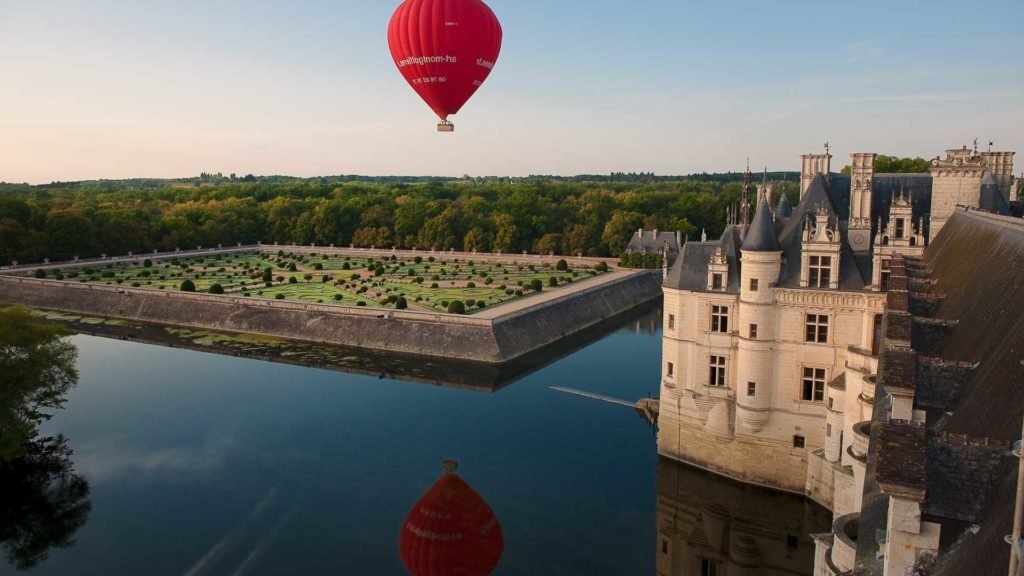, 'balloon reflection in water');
399,460,503,576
